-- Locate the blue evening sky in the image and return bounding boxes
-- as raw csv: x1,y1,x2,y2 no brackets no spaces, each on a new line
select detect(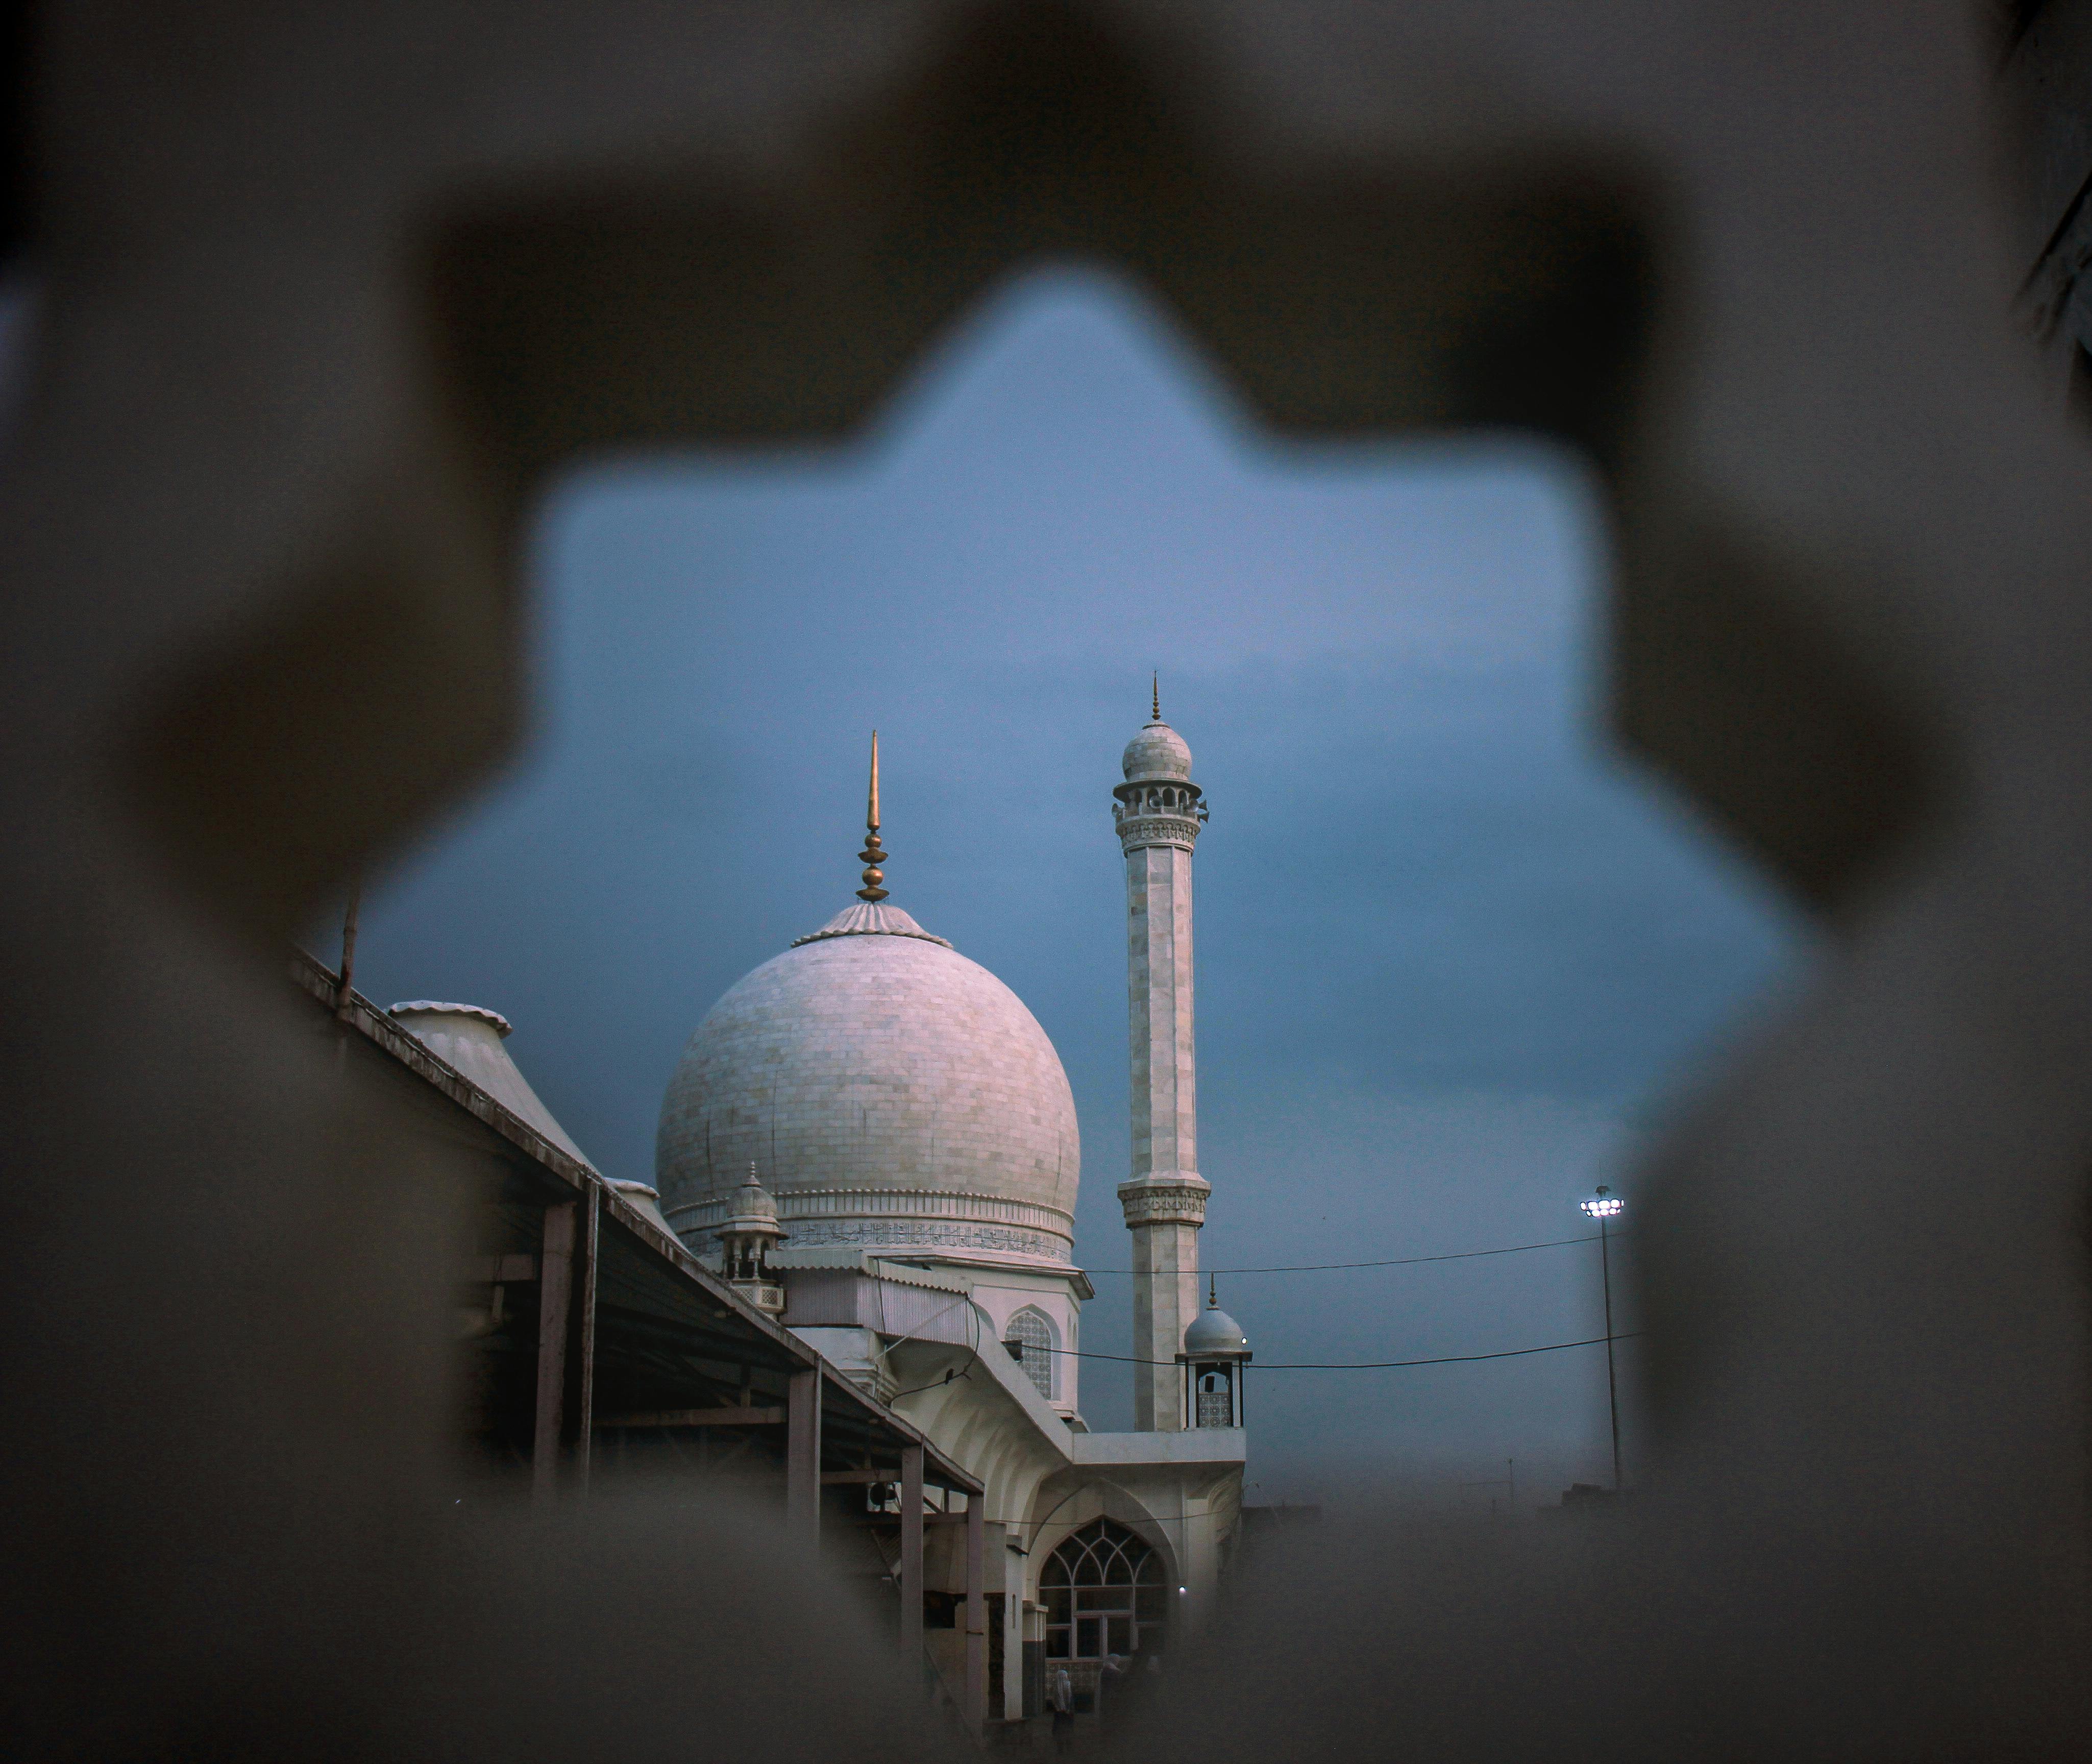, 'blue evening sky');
342,264,1815,1508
